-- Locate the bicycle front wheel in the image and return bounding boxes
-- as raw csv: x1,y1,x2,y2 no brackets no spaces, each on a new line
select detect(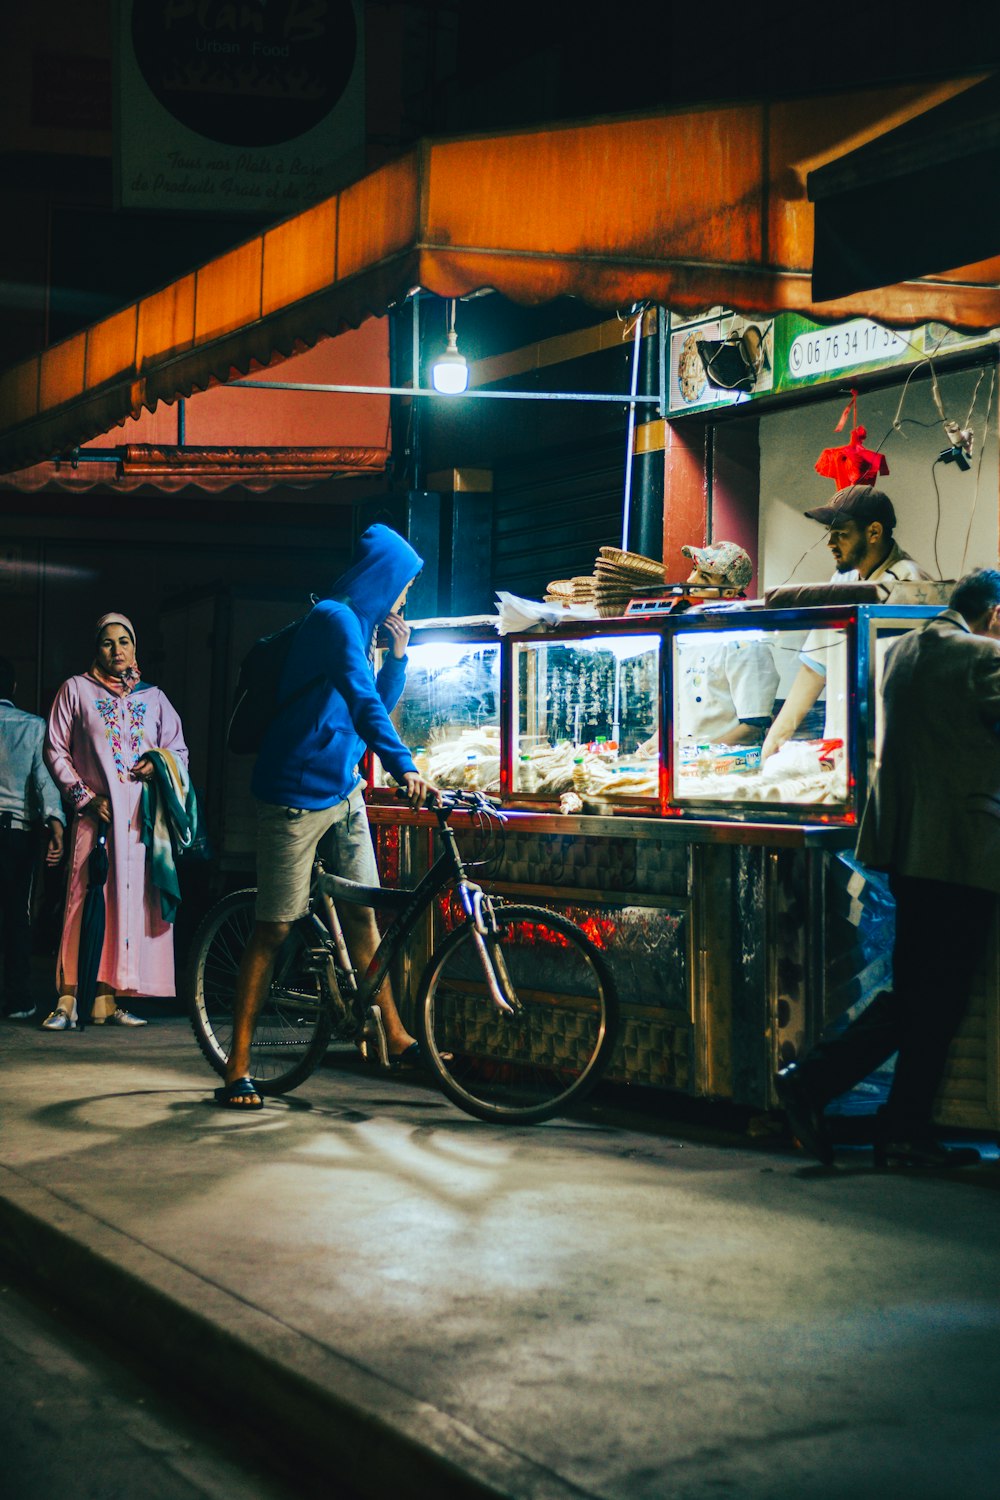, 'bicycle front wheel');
186,889,333,1095
417,903,619,1125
